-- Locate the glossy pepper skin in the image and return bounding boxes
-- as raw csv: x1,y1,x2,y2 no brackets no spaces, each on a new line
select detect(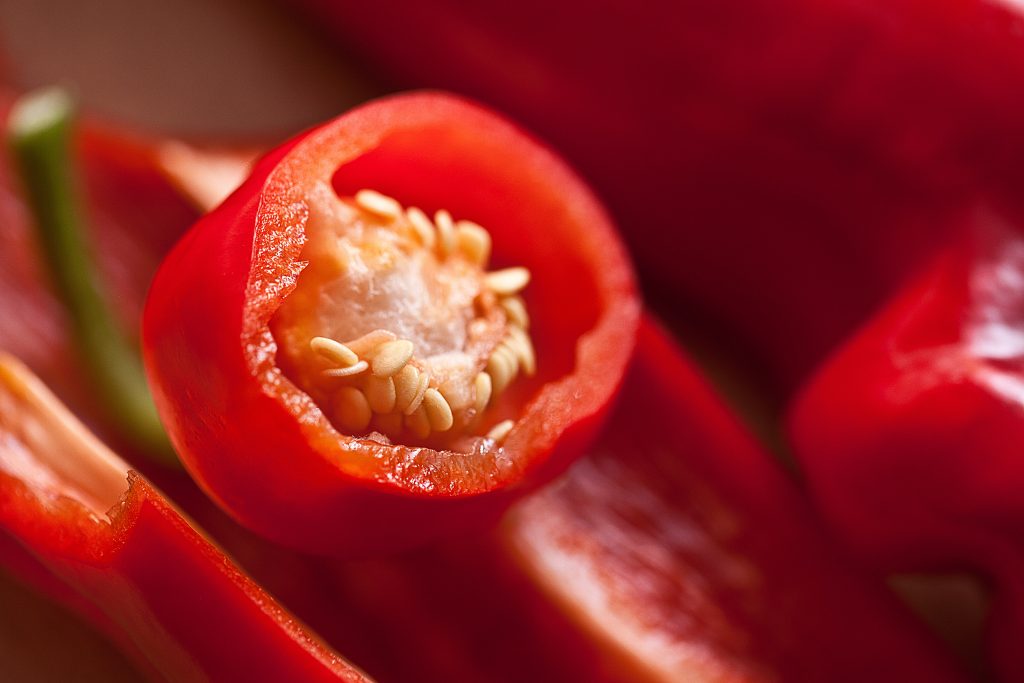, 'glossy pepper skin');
500,318,970,682
143,92,640,556
0,357,372,683
789,207,1024,681
293,0,1024,388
